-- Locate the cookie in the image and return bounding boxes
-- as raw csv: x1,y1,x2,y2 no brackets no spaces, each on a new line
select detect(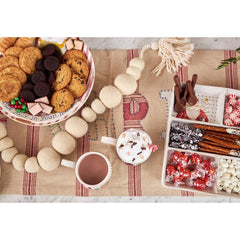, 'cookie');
47,71,55,85
12,154,28,171
91,99,106,114
22,83,34,91
63,49,87,63
1,147,18,163
51,88,74,112
0,66,27,84
0,37,17,53
66,58,89,80
4,46,23,58
34,81,50,97
0,75,22,102
19,47,42,74
43,56,60,71
31,71,46,84
42,44,56,57
66,73,86,98
14,37,35,48
0,137,14,151
0,55,19,71
19,90,35,102
99,85,122,108
35,58,46,72
129,58,145,71
126,66,141,81
52,64,72,91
